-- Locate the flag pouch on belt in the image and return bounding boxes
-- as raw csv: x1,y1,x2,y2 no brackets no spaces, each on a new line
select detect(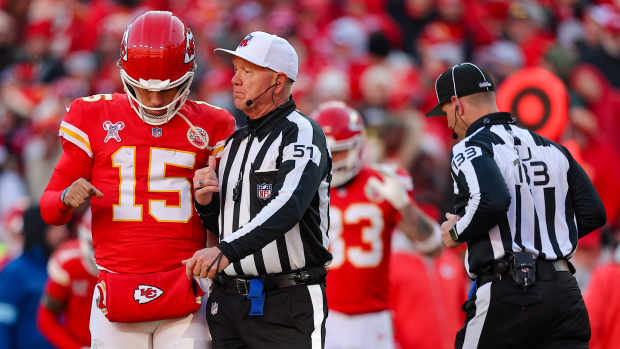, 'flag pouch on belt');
510,251,536,288
247,278,265,316
95,265,205,323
